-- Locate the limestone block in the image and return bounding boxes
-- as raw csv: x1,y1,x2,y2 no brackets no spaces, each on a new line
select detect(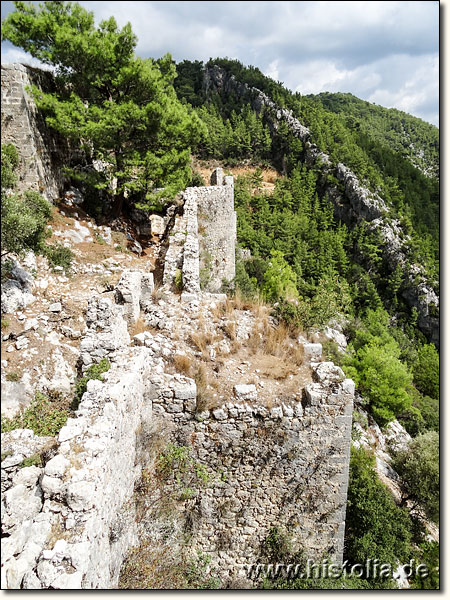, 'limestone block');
115,270,142,325
210,168,223,186
44,454,70,479
233,384,257,403
304,383,323,406
40,475,64,497
48,302,62,313
313,362,345,385
212,408,228,420
1,280,35,314
4,484,43,528
150,214,165,236
12,466,42,488
270,406,283,419
224,175,234,187
66,480,96,511
140,273,154,309
173,379,197,400
341,378,355,396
